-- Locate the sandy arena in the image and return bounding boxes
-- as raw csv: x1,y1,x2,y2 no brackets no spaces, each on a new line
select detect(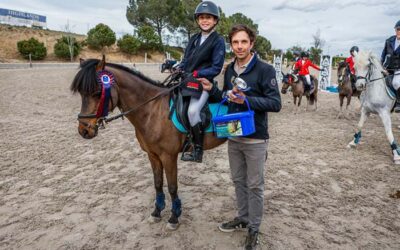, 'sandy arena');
0,65,399,249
